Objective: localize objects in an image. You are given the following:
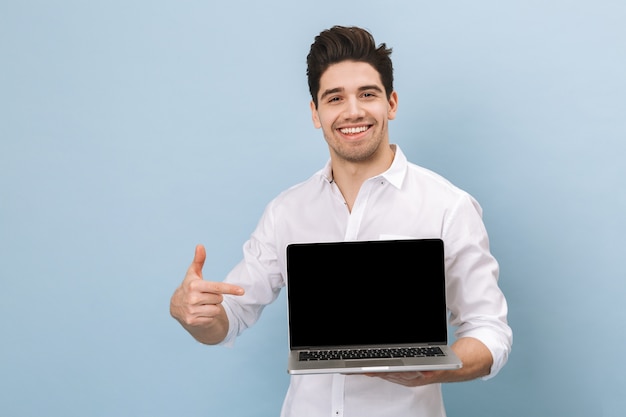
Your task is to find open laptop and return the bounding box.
[285,238,462,375]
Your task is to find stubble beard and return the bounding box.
[325,122,387,164]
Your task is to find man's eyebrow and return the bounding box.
[358,85,384,93]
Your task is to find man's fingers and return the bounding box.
[183,244,244,296]
[187,244,206,278]
[197,280,245,296]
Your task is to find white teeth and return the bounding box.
[340,126,369,134]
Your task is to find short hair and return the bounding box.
[306,26,394,108]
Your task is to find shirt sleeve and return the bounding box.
[442,193,513,379]
[219,204,285,347]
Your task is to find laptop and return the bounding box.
[285,238,462,375]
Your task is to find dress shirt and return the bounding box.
[220,145,512,417]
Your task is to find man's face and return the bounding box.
[310,61,398,164]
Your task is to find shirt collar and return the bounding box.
[319,144,408,189]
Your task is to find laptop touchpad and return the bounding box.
[348,359,404,367]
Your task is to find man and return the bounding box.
[170,25,512,416]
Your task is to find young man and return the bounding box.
[170,26,512,417]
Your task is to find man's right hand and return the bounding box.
[170,244,245,344]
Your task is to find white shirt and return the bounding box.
[221,145,512,417]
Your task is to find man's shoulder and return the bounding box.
[404,160,465,194]
[268,170,326,205]
[391,145,466,196]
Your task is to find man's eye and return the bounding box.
[328,97,341,103]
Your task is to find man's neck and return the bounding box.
[330,144,396,212]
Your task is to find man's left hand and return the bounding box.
[365,370,438,387]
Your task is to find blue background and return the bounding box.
[1,1,624,416]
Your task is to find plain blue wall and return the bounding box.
[1,1,624,416]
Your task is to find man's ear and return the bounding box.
[387,91,399,120]
[310,100,322,129]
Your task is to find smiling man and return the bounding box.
[311,60,398,211]
[170,26,512,417]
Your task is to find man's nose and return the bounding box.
[344,97,365,119]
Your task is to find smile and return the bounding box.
[339,125,370,135]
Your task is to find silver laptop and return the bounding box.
[286,238,462,375]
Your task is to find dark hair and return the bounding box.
[307,26,394,108]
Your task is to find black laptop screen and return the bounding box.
[286,239,448,349]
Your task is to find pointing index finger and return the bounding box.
[205,281,245,296]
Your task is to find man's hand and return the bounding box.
[366,337,493,387]
[170,244,244,344]
[365,370,438,387]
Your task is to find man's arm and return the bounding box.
[170,244,245,345]
[367,337,493,386]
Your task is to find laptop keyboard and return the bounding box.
[299,347,445,361]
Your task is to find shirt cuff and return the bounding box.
[217,298,239,348]
[456,326,512,380]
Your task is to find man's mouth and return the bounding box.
[338,125,370,135]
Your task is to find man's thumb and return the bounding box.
[188,244,206,278]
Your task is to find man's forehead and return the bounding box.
[318,61,384,93]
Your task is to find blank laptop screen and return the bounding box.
[286,239,448,349]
